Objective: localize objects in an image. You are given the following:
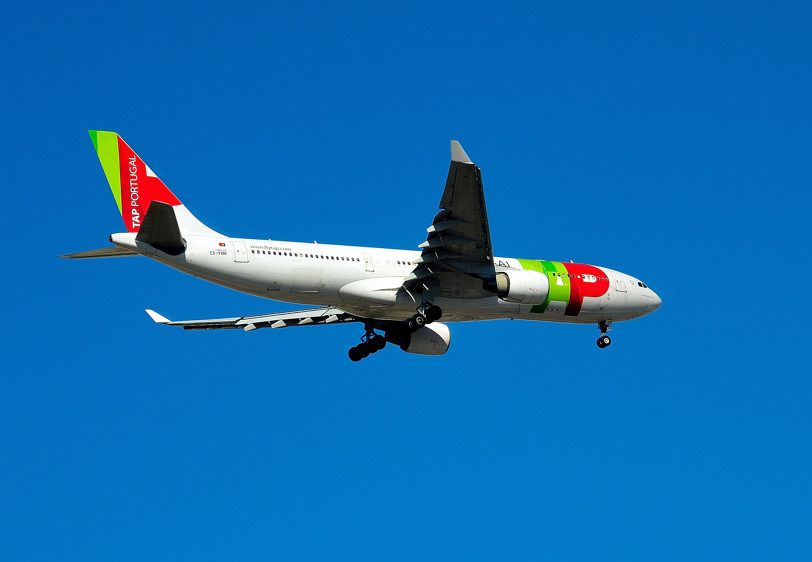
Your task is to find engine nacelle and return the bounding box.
[484,270,549,305]
[386,322,451,356]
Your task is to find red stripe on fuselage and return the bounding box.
[562,263,611,317]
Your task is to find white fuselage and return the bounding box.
[111,232,661,325]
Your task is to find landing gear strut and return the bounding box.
[348,326,387,362]
[407,302,442,332]
[348,304,443,361]
[597,320,612,349]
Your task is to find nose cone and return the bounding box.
[649,291,662,312]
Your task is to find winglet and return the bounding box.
[450,141,473,164]
[145,309,171,324]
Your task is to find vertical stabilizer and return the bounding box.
[89,131,220,236]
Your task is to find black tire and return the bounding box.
[426,306,442,322]
[348,346,363,361]
[358,343,372,358]
[413,314,426,328]
[597,335,611,348]
[371,335,386,350]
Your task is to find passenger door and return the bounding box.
[232,241,249,263]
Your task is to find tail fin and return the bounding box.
[89,131,220,236]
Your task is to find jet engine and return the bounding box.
[385,322,451,356]
[483,270,549,305]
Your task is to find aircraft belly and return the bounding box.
[579,296,600,316]
[542,301,567,317]
[432,296,521,321]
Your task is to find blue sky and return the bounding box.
[3,0,812,559]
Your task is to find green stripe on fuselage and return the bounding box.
[517,259,570,314]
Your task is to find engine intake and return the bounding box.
[483,270,549,305]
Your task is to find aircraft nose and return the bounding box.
[650,291,662,311]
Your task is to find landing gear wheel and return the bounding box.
[408,314,426,332]
[426,305,443,322]
[348,346,363,362]
[596,320,613,349]
[349,328,386,361]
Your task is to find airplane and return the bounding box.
[62,131,661,361]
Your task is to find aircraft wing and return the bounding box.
[145,307,358,331]
[405,141,496,299]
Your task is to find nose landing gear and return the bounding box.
[597,320,612,349]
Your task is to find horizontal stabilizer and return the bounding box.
[135,201,186,255]
[145,309,171,323]
[60,246,140,259]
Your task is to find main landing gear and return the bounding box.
[407,302,442,332]
[597,320,612,349]
[348,327,387,362]
[348,303,443,361]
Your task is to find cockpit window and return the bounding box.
[637,281,649,288]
